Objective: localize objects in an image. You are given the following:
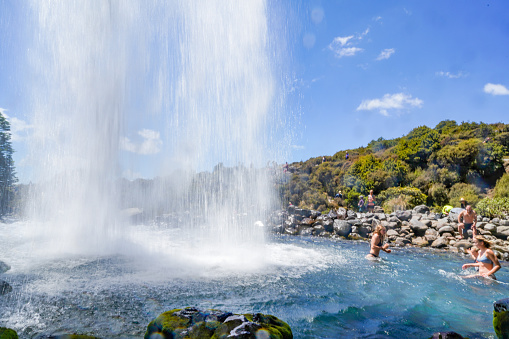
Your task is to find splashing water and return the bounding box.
[22,1,289,264]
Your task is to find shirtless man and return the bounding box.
[458,205,477,239]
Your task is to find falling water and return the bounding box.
[24,1,289,264]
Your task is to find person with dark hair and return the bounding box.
[462,235,501,280]
[358,195,365,213]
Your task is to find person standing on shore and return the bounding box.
[366,225,391,259]
[367,190,375,213]
[358,195,365,213]
[457,205,477,239]
[462,235,500,280]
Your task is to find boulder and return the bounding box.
[496,226,509,239]
[431,237,449,248]
[413,205,430,214]
[322,219,334,233]
[494,298,509,339]
[336,207,347,220]
[492,218,501,225]
[409,219,428,237]
[438,226,455,235]
[145,308,293,339]
[357,225,372,238]
[284,228,298,236]
[412,237,429,247]
[312,225,325,236]
[374,206,384,213]
[0,261,10,274]
[395,210,412,221]
[387,229,399,237]
[327,209,338,219]
[484,223,497,233]
[310,210,321,219]
[430,331,464,339]
[0,328,18,339]
[297,226,313,236]
[0,280,12,295]
[333,220,352,237]
[453,240,472,249]
[394,237,411,246]
[296,209,312,218]
[500,220,509,226]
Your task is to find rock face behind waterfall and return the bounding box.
[268,206,509,261]
[145,307,293,339]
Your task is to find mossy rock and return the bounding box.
[145,307,292,339]
[494,310,509,338]
[0,327,18,339]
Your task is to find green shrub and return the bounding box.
[475,197,509,218]
[378,187,427,209]
[447,182,481,207]
[428,183,448,206]
[383,196,410,213]
[493,173,509,199]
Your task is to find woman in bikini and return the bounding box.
[366,225,391,259]
[367,190,375,213]
[462,235,500,280]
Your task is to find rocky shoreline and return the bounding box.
[268,205,509,261]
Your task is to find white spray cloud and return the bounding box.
[376,48,395,60]
[328,28,369,58]
[121,128,162,155]
[484,83,509,96]
[356,93,423,116]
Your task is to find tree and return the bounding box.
[0,113,17,215]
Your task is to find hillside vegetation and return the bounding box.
[279,120,509,215]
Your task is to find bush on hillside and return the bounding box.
[493,173,509,199]
[475,197,509,219]
[428,183,448,206]
[447,182,481,207]
[383,196,411,213]
[431,139,480,178]
[395,126,441,169]
[377,187,427,210]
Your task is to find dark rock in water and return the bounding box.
[0,327,18,339]
[413,205,430,214]
[0,280,12,295]
[0,261,10,274]
[430,331,464,339]
[145,307,293,339]
[395,210,412,221]
[322,219,334,233]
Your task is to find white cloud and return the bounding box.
[356,93,423,116]
[328,28,369,59]
[376,48,395,60]
[331,35,354,47]
[0,108,34,142]
[303,33,316,49]
[436,71,466,79]
[334,47,363,58]
[311,7,324,25]
[484,83,509,96]
[121,128,162,155]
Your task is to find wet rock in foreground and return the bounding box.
[145,307,292,339]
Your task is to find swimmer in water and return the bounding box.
[366,225,391,259]
[462,235,500,280]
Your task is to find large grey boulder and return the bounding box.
[410,219,428,236]
[333,220,352,237]
[413,205,430,214]
[438,225,455,235]
[356,225,372,238]
[495,226,509,240]
[431,237,449,248]
[453,240,472,249]
[484,223,497,234]
[322,219,334,233]
[412,237,429,247]
[336,207,347,220]
[396,210,412,221]
[394,237,411,246]
[500,220,509,226]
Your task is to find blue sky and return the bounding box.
[1,1,509,183]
